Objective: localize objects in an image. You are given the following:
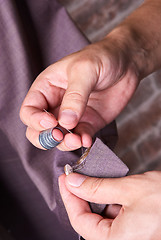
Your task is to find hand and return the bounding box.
[20,30,139,151]
[59,171,161,240]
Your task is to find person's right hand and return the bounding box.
[59,171,161,240]
[20,29,139,151]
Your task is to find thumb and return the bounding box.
[58,63,97,129]
[65,173,131,206]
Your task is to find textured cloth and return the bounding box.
[76,138,129,178]
[0,0,124,239]
[75,138,129,214]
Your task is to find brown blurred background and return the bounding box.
[59,0,161,174]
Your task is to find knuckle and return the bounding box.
[19,106,25,123]
[72,57,92,69]
[69,56,97,78]
[19,105,31,126]
[89,178,104,200]
[65,91,85,103]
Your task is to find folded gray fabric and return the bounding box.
[75,138,129,178]
[74,138,129,214]
[70,138,129,240]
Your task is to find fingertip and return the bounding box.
[56,133,82,151]
[59,174,73,202]
[82,133,92,148]
[64,133,82,150]
[40,119,55,129]
[58,109,78,129]
[59,173,66,182]
[21,106,58,131]
[39,112,58,129]
[74,122,94,148]
[65,173,87,188]
[52,128,64,141]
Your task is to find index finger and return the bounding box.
[20,93,57,131]
[20,75,61,131]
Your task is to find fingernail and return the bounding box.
[66,173,87,187]
[52,128,64,141]
[59,109,77,125]
[40,119,54,128]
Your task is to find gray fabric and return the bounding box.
[76,139,128,240]
[0,0,124,239]
[75,138,128,178]
[74,138,129,214]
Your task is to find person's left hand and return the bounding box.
[59,171,161,240]
[19,34,139,151]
